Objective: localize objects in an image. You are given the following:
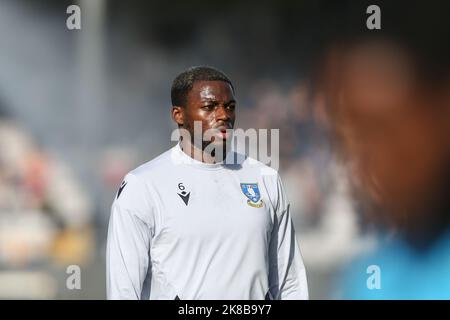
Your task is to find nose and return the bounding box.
[215,105,231,122]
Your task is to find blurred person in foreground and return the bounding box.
[106,66,308,300]
[316,1,450,299]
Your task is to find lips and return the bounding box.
[211,124,232,141]
[213,123,232,132]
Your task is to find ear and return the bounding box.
[172,106,184,126]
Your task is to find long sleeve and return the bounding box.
[106,174,154,300]
[268,174,309,300]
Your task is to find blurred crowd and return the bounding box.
[0,107,94,298]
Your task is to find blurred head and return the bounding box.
[313,0,450,243]
[320,39,450,239]
[171,66,236,152]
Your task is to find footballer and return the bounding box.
[106,66,308,300]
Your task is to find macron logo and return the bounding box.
[117,181,127,199]
[178,192,190,206]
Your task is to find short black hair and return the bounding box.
[171,66,234,107]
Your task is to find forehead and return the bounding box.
[187,80,234,102]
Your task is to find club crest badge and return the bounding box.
[240,183,264,208]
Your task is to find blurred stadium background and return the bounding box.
[0,0,448,299]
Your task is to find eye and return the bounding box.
[226,104,236,111]
[202,105,215,111]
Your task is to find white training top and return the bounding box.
[106,143,308,300]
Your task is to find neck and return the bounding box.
[179,139,222,164]
[398,191,450,251]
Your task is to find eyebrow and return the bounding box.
[201,99,236,105]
